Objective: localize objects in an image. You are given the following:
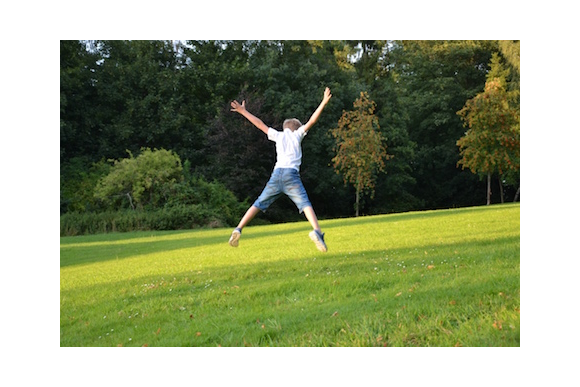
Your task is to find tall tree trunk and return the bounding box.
[126,192,135,210]
[355,188,360,217]
[499,177,504,204]
[486,172,491,205]
[514,187,520,202]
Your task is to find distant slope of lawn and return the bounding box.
[60,203,520,346]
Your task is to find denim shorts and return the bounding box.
[253,168,312,213]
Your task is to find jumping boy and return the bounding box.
[228,87,332,252]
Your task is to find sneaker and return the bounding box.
[309,230,328,252]
[229,228,241,247]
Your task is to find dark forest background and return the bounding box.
[60,40,520,231]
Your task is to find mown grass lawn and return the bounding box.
[60,203,519,347]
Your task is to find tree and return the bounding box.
[200,40,358,221]
[62,40,516,221]
[203,94,277,202]
[352,40,420,213]
[60,40,102,163]
[395,40,497,209]
[94,148,183,210]
[456,54,520,205]
[331,92,391,216]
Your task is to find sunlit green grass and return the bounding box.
[60,203,519,346]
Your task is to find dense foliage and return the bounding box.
[457,53,520,204]
[94,148,183,210]
[60,40,520,230]
[331,92,391,216]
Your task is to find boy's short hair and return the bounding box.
[283,118,302,131]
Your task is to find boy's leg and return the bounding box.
[229,205,261,247]
[281,169,328,252]
[229,171,282,247]
[303,206,327,252]
[303,206,321,233]
[237,205,261,230]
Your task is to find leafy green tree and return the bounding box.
[204,94,277,202]
[331,92,391,216]
[456,55,520,205]
[201,40,357,221]
[168,161,247,227]
[61,40,518,222]
[60,156,110,214]
[497,41,520,200]
[60,40,102,162]
[395,40,497,209]
[92,40,195,159]
[348,40,420,213]
[498,40,520,96]
[94,148,183,210]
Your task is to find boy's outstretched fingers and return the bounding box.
[230,100,246,112]
[323,87,332,102]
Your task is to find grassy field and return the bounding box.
[60,203,519,347]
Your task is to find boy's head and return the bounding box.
[283,118,302,131]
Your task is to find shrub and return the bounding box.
[61,150,248,236]
[94,148,183,211]
[60,205,228,236]
[168,176,248,226]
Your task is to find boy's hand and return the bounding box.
[304,87,332,133]
[230,99,269,134]
[230,100,246,114]
[322,87,332,105]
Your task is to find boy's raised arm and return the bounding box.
[304,87,332,132]
[231,100,269,134]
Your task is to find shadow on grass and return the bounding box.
[61,234,520,346]
[60,224,324,268]
[60,231,227,267]
[60,203,519,268]
[322,203,519,230]
[61,235,520,297]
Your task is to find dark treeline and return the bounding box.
[61,40,519,224]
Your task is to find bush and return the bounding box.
[168,176,248,226]
[94,148,183,211]
[61,151,249,236]
[60,204,228,236]
[61,157,111,214]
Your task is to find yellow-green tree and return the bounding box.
[331,92,391,216]
[94,148,183,210]
[456,54,520,205]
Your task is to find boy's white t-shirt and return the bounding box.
[267,126,307,171]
